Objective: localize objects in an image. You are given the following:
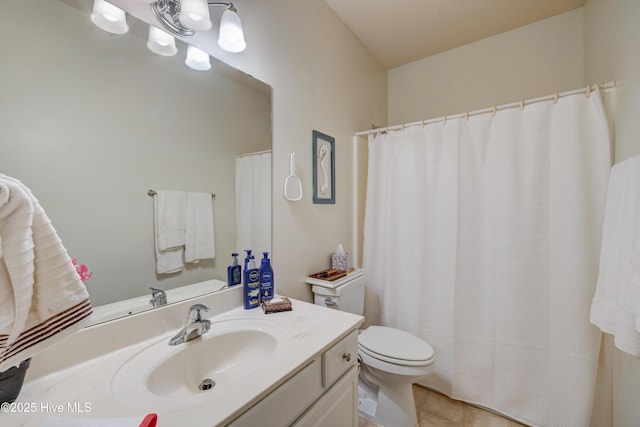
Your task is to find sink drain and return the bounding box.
[199,378,215,391]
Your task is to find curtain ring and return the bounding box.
[465,111,469,121]
[520,100,525,111]
[492,106,497,116]
[586,85,592,98]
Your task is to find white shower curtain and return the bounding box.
[363,91,612,426]
[235,151,271,255]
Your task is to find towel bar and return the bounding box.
[147,189,216,199]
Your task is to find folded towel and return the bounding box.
[185,192,215,263]
[39,413,157,427]
[153,191,186,274]
[590,155,640,356]
[0,175,93,372]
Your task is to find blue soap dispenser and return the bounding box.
[227,252,241,287]
[243,255,260,309]
[259,252,274,301]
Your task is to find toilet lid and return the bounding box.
[359,326,434,364]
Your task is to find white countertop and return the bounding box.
[3,292,363,427]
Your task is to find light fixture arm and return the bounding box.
[207,2,234,8]
[152,0,238,38]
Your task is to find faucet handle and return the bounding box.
[149,287,167,308]
[188,304,210,321]
[150,287,166,297]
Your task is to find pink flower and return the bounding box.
[72,258,93,282]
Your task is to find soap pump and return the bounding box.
[259,252,274,301]
[243,249,253,271]
[227,253,241,287]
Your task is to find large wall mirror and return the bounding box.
[1,0,272,324]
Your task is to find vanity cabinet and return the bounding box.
[228,330,359,427]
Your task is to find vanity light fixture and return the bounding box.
[185,45,212,71]
[147,26,178,56]
[91,0,129,34]
[150,0,246,53]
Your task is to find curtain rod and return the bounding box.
[355,81,616,137]
[236,149,272,158]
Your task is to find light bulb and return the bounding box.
[90,0,129,35]
[218,7,246,53]
[147,26,178,56]
[185,45,211,71]
[179,0,212,32]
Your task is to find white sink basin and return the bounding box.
[111,317,292,407]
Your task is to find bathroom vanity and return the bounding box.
[5,286,363,426]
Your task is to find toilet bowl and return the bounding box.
[307,270,435,427]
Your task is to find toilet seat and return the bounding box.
[358,326,434,367]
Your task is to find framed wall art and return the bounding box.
[312,130,335,204]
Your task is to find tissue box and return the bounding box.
[331,252,351,272]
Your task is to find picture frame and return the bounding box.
[312,130,335,204]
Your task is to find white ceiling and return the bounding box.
[323,0,584,69]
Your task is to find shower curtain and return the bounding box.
[235,151,271,254]
[362,91,612,426]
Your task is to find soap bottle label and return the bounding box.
[260,271,273,300]
[245,269,260,309]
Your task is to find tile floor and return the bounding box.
[358,385,528,427]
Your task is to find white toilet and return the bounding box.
[308,269,435,427]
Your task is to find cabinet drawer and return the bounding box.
[322,330,358,388]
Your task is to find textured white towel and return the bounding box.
[185,192,215,263]
[153,191,186,274]
[590,155,640,356]
[0,175,93,371]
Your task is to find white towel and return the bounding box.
[153,191,186,274]
[0,175,93,372]
[184,192,215,263]
[590,155,640,356]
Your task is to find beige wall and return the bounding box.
[584,1,640,426]
[388,8,585,124]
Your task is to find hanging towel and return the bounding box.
[590,155,640,356]
[0,174,93,372]
[153,191,186,274]
[185,192,215,263]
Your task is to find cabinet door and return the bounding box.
[294,366,358,427]
[322,330,358,388]
[228,359,322,427]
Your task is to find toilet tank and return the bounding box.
[307,269,365,315]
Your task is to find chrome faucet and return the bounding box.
[149,287,167,308]
[169,304,211,346]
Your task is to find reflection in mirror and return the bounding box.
[0,0,272,324]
